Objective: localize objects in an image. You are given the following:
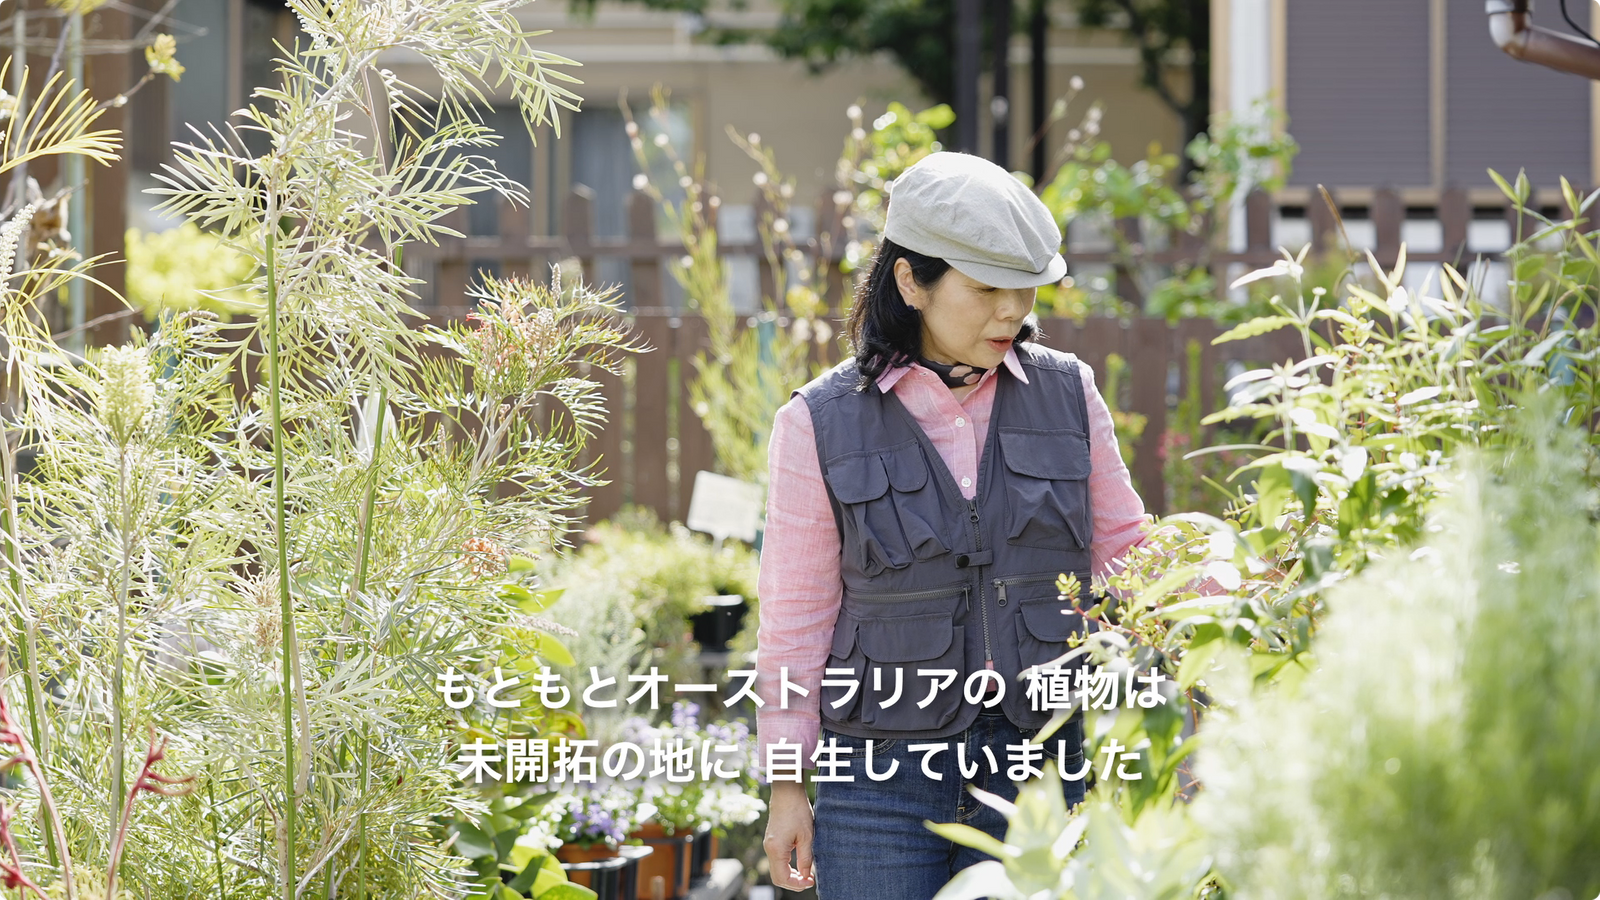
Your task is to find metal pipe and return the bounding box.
[954,0,980,153]
[66,8,85,352]
[1487,0,1600,81]
[991,0,1012,166]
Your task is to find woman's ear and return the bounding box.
[893,258,922,311]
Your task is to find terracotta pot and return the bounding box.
[628,821,693,899]
[557,840,620,867]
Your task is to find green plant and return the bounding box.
[1198,399,1600,898]
[1097,351,1146,471]
[124,222,262,318]
[1036,98,1298,324]
[625,95,949,487]
[447,793,601,900]
[1159,340,1251,518]
[928,172,1600,896]
[0,2,658,898]
[544,510,758,703]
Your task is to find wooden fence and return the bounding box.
[404,181,1544,527]
[570,313,1301,526]
[402,182,1544,321]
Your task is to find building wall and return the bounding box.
[148,0,1185,216]
[139,0,1189,312]
[1214,0,1596,193]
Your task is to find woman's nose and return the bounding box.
[997,289,1034,321]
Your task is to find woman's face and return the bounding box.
[895,258,1035,369]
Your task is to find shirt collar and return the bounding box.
[875,345,1030,392]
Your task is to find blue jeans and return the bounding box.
[811,710,1086,900]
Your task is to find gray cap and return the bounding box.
[883,151,1068,290]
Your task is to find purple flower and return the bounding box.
[670,702,700,728]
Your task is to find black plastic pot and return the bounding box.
[690,595,747,654]
[560,845,653,900]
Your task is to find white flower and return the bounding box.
[98,345,158,447]
[695,782,765,828]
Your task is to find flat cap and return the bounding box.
[883,151,1067,290]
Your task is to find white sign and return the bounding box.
[685,470,764,544]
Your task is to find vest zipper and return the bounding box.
[994,571,1091,607]
[968,498,992,664]
[849,582,970,603]
[994,572,1059,607]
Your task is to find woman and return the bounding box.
[756,151,1153,899]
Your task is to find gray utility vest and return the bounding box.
[796,341,1096,742]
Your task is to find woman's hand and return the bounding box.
[763,780,816,891]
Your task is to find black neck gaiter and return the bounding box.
[916,357,990,388]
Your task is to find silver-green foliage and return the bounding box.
[927,175,1600,897]
[1197,400,1600,898]
[0,1,642,898]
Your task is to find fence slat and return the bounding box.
[1127,317,1170,515]
[1311,187,1339,257]
[1373,188,1402,269]
[1245,189,1273,258]
[501,193,530,280]
[1114,216,1141,306]
[753,190,778,307]
[674,315,717,523]
[1441,185,1469,264]
[585,359,626,525]
[563,186,597,285]
[633,315,673,518]
[815,184,849,315]
[628,189,662,310]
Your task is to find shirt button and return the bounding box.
[961,477,972,488]
[955,417,966,427]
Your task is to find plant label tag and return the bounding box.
[686,470,763,544]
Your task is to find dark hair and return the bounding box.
[847,239,1037,388]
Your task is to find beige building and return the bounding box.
[145,0,1186,218]
[128,0,1189,311]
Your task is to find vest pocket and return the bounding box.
[826,443,948,577]
[1008,573,1090,675]
[856,614,966,731]
[998,428,1093,551]
[821,614,864,722]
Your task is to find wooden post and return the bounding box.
[1244,189,1273,264]
[435,206,468,315]
[563,185,596,286]
[500,190,530,280]
[1372,188,1402,270]
[1310,186,1340,258]
[1127,317,1169,515]
[633,314,672,521]
[86,2,128,346]
[1440,185,1469,266]
[753,189,777,309]
[1114,216,1142,310]
[814,184,848,316]
[584,358,626,525]
[674,315,716,522]
[628,188,662,312]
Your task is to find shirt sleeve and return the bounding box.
[754,396,842,769]
[1078,360,1157,581]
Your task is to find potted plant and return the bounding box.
[622,703,765,897]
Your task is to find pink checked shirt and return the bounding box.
[754,347,1154,766]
